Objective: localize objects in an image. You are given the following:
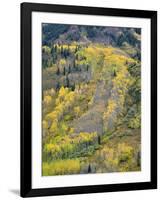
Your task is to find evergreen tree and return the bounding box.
[51,46,55,55]
[71,84,75,91]
[98,136,101,145]
[56,67,60,75]
[75,45,78,53]
[61,46,64,56]
[51,46,57,64]
[63,67,66,75]
[67,45,70,55]
[56,82,60,91]
[73,59,76,70]
[63,48,65,57]
[68,65,71,73]
[54,45,57,52]
[75,54,78,60]
[79,66,81,72]
[113,69,117,77]
[137,151,141,167]
[88,164,91,173]
[66,76,70,87]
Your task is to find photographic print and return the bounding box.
[42,24,141,176]
[21,3,157,197]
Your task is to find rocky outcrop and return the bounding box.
[74,80,112,135]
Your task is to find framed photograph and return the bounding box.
[21,2,157,197]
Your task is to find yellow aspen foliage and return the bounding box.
[79,132,97,143]
[42,45,51,54]
[42,159,80,176]
[42,120,48,129]
[69,128,74,134]
[46,111,58,122]
[59,58,66,66]
[74,106,81,117]
[59,86,68,98]
[61,123,68,132]
[45,143,61,154]
[65,91,75,101]
[128,113,141,129]
[55,104,64,114]
[103,57,133,131]
[103,99,117,121]
[118,143,133,155]
[43,95,52,105]
[56,86,69,104]
[45,88,77,135]
[50,122,58,134]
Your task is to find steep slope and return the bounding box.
[42,25,141,176]
[42,24,141,59]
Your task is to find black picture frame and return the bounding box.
[21,2,157,197]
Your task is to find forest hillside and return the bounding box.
[42,24,141,175]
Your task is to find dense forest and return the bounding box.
[42,24,141,176]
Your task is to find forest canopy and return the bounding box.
[42,24,141,176]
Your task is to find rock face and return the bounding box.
[74,108,103,135]
[74,80,112,135]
